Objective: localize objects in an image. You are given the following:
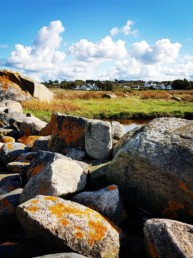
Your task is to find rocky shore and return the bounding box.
[0,100,193,258]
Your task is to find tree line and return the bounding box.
[43,79,193,90]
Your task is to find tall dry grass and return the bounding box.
[140,91,171,100]
[21,99,80,113]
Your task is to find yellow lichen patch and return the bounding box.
[31,199,39,204]
[48,202,82,218]
[107,185,117,191]
[0,136,15,143]
[44,196,57,201]
[179,181,189,191]
[88,219,107,246]
[27,206,39,213]
[75,231,84,239]
[60,218,69,227]
[28,162,45,178]
[149,242,158,258]
[6,143,14,150]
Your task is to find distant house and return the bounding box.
[144,81,172,90]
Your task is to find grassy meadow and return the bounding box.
[22,89,193,122]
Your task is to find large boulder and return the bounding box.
[16,195,120,258]
[20,159,87,203]
[41,113,87,152]
[107,117,193,223]
[144,218,193,258]
[85,119,112,160]
[0,70,53,103]
[19,116,47,136]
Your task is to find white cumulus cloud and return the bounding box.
[130,39,181,64]
[110,20,138,37]
[4,20,65,73]
[68,36,128,61]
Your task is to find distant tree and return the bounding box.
[172,79,190,90]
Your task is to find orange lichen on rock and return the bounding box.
[31,199,39,204]
[107,185,117,191]
[179,181,189,191]
[60,218,69,227]
[162,200,185,219]
[26,205,39,213]
[88,219,107,246]
[149,242,158,258]
[28,162,45,178]
[18,135,40,147]
[0,136,15,143]
[6,143,14,150]
[1,198,11,208]
[48,202,82,218]
[75,231,84,239]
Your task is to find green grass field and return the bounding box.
[23,89,193,122]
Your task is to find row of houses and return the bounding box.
[75,82,173,91]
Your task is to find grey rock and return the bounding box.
[102,94,117,99]
[20,159,87,203]
[19,116,47,136]
[107,117,193,223]
[0,188,23,224]
[0,174,22,195]
[85,119,112,160]
[17,195,120,258]
[0,142,29,164]
[113,127,142,157]
[144,218,193,258]
[26,150,71,180]
[32,135,51,151]
[72,185,127,225]
[63,147,86,161]
[111,121,125,140]
[0,100,23,113]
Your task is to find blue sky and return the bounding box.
[1,0,193,81]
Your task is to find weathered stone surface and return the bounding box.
[35,253,88,258]
[72,185,127,225]
[0,188,23,225]
[16,195,120,258]
[0,128,14,138]
[0,100,23,113]
[85,120,112,160]
[63,147,86,161]
[32,135,51,151]
[0,70,53,103]
[18,135,44,147]
[6,161,30,173]
[0,142,29,164]
[20,159,87,203]
[107,118,193,223]
[19,117,47,136]
[113,127,141,157]
[144,218,193,258]
[111,121,125,140]
[26,150,71,180]
[45,113,87,152]
[0,174,22,195]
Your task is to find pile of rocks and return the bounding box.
[0,100,193,258]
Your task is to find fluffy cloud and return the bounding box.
[2,20,193,82]
[130,39,181,64]
[4,20,65,73]
[68,36,128,61]
[110,20,138,36]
